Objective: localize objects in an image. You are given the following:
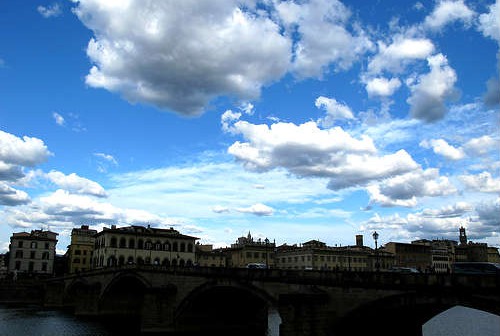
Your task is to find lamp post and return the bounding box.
[372,231,379,272]
[264,238,269,268]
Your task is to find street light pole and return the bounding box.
[372,231,379,272]
[264,238,269,268]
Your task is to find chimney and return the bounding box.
[356,235,363,247]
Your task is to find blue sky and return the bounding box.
[0,0,499,254]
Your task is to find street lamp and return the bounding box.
[264,238,269,268]
[372,231,379,272]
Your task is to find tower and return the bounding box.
[459,226,467,245]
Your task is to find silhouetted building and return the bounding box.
[226,232,275,268]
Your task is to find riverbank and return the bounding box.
[0,278,44,304]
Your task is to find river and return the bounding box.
[0,304,498,335]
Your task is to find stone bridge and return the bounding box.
[43,265,500,335]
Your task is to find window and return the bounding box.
[254,252,259,258]
[73,258,81,264]
[15,261,21,270]
[246,252,252,258]
[18,241,23,248]
[45,243,49,249]
[172,242,178,252]
[41,263,47,272]
[75,250,81,255]
[28,262,34,272]
[30,251,36,259]
[110,237,117,248]
[31,242,37,249]
[42,252,49,260]
[83,250,87,255]
[119,238,126,248]
[180,243,185,252]
[163,242,170,251]
[138,239,144,249]
[187,243,193,253]
[129,239,135,249]
[15,251,23,258]
[145,241,152,250]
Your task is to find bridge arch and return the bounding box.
[331,290,500,336]
[174,281,279,335]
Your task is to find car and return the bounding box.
[452,262,500,275]
[246,263,267,269]
[388,267,421,273]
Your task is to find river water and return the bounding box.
[0,304,498,335]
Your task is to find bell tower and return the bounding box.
[459,226,467,245]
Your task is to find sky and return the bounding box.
[0,0,499,254]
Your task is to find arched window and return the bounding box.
[163,242,170,251]
[187,243,193,253]
[172,242,178,252]
[153,257,160,265]
[110,237,117,248]
[119,238,126,248]
[145,241,152,250]
[162,258,170,267]
[107,256,117,267]
[118,255,125,266]
[155,241,162,250]
[127,256,134,264]
[128,238,135,249]
[138,239,144,249]
[180,242,186,252]
[99,256,104,267]
[179,259,185,267]
[186,259,193,267]
[171,258,178,266]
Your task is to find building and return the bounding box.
[412,239,456,273]
[454,226,489,263]
[384,242,431,272]
[275,237,394,271]
[487,247,500,263]
[225,232,275,268]
[92,225,198,268]
[8,230,58,275]
[67,225,97,273]
[195,244,227,267]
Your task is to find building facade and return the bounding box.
[384,242,432,272]
[195,244,227,267]
[92,225,198,268]
[225,232,275,268]
[8,230,58,275]
[67,225,97,273]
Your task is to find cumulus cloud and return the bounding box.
[46,171,107,197]
[1,189,182,231]
[0,183,30,206]
[460,171,500,193]
[315,96,354,125]
[0,130,52,167]
[224,116,420,190]
[364,77,402,97]
[276,0,372,77]
[361,201,497,242]
[73,0,291,116]
[37,3,62,18]
[463,135,496,156]
[423,0,475,31]
[483,77,500,107]
[478,0,500,44]
[367,168,457,207]
[407,53,457,122]
[236,203,274,216]
[0,162,24,182]
[367,37,434,74]
[419,138,465,160]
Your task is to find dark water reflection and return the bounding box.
[0,304,135,336]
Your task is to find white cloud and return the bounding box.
[46,170,107,197]
[478,0,500,44]
[276,0,372,77]
[52,112,65,126]
[74,0,291,115]
[483,77,500,106]
[407,53,457,122]
[460,172,500,193]
[463,135,496,156]
[37,3,62,18]
[93,152,118,165]
[212,205,230,214]
[225,116,421,190]
[367,37,435,74]
[423,0,475,31]
[419,138,465,160]
[315,96,354,124]
[0,130,52,167]
[236,203,274,216]
[364,77,402,97]
[0,183,30,206]
[367,168,457,207]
